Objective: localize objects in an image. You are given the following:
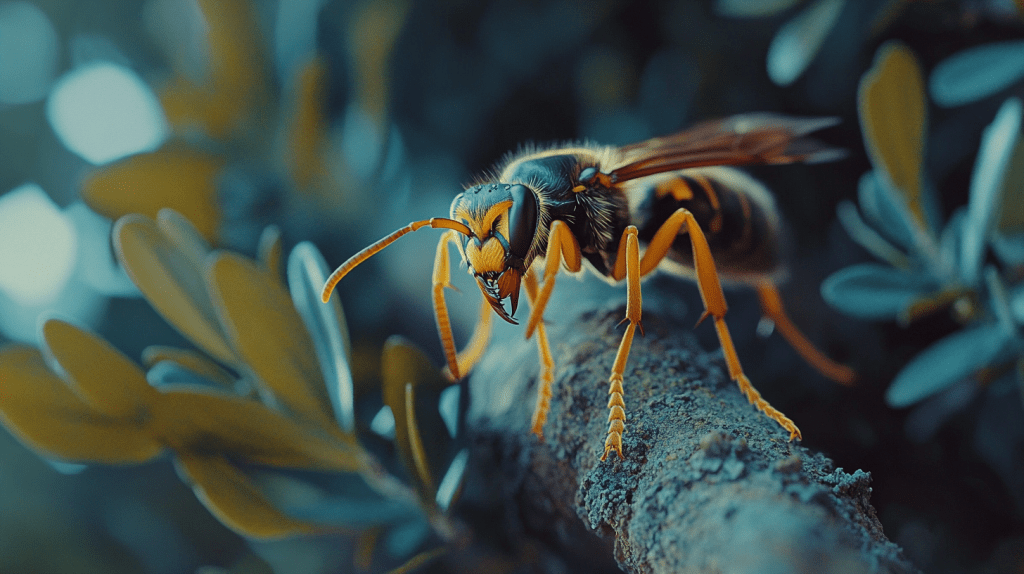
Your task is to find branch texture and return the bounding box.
[464,303,919,574]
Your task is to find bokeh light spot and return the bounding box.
[0,1,59,104]
[46,61,169,165]
[0,184,77,306]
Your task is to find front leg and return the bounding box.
[524,220,582,339]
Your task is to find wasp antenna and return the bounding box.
[321,218,472,303]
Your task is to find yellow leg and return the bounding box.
[601,226,642,461]
[621,208,801,441]
[523,268,556,438]
[441,297,493,381]
[524,220,583,339]
[756,283,855,385]
[432,231,463,380]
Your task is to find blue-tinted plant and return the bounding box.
[822,41,1024,413]
[0,210,468,572]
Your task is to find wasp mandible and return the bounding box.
[322,113,854,461]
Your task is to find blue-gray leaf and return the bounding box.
[857,171,922,253]
[886,322,1015,407]
[821,263,936,319]
[930,40,1024,108]
[961,98,1022,285]
[287,242,355,433]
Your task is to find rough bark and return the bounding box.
[464,302,919,574]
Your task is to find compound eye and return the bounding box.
[507,184,538,262]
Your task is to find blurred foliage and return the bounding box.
[0,210,470,572]
[1,0,1024,572]
[823,42,1024,419]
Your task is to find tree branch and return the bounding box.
[464,303,919,574]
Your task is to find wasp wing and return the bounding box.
[609,114,844,183]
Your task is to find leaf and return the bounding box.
[146,360,234,391]
[283,56,330,192]
[859,42,929,235]
[174,452,322,539]
[258,225,283,278]
[714,0,800,17]
[207,251,337,430]
[41,319,158,417]
[766,0,846,87]
[886,322,1017,407]
[142,345,237,388]
[154,386,365,472]
[856,171,921,254]
[258,471,421,529]
[961,98,1023,285]
[114,214,237,364]
[287,242,355,432]
[821,263,936,320]
[434,448,469,513]
[929,40,1024,108]
[82,149,223,241]
[381,337,456,502]
[0,345,163,464]
[995,139,1024,235]
[160,0,269,139]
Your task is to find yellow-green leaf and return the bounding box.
[257,225,283,278]
[114,214,237,365]
[0,345,163,464]
[859,41,929,234]
[155,386,363,472]
[381,337,452,500]
[41,319,158,417]
[82,148,223,241]
[142,345,237,388]
[207,251,336,430]
[175,452,322,539]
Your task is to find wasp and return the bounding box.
[322,113,854,461]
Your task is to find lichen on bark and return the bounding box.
[463,302,919,574]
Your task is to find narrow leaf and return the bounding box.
[82,149,222,240]
[886,322,1016,407]
[821,263,936,319]
[381,337,455,502]
[767,0,846,86]
[0,345,163,464]
[287,242,355,432]
[155,386,364,472]
[42,319,158,417]
[930,40,1024,108]
[142,345,237,388]
[961,98,1023,285]
[175,452,322,539]
[207,251,337,430]
[114,214,237,364]
[859,42,929,235]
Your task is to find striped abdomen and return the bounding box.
[629,166,786,283]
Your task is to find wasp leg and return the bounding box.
[628,208,802,441]
[433,230,465,380]
[755,283,855,385]
[524,220,582,339]
[456,297,493,376]
[602,226,643,461]
[523,267,556,438]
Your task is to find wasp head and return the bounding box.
[450,183,540,324]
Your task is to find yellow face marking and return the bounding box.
[454,200,513,240]
[465,237,506,273]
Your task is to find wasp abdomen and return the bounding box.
[632,167,784,281]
